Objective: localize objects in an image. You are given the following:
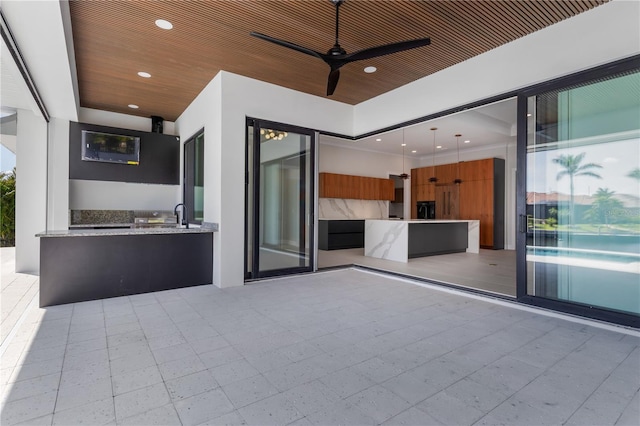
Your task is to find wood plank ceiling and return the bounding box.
[69,0,607,122]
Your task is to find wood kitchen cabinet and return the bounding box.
[319,173,394,200]
[410,158,504,249]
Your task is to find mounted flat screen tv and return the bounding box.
[81,130,140,165]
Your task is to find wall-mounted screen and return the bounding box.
[81,130,140,165]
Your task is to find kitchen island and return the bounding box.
[364,219,480,263]
[36,226,216,307]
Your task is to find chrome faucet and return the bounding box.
[173,203,189,229]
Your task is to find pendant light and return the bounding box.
[454,133,463,185]
[399,129,409,180]
[429,127,438,183]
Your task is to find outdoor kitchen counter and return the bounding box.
[36,226,217,307]
[37,226,216,237]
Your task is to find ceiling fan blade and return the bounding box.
[327,69,340,96]
[345,37,431,62]
[250,32,323,60]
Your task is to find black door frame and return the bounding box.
[245,117,316,280]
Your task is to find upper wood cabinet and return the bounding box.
[319,173,394,200]
[410,158,505,249]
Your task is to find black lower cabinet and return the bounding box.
[319,220,365,250]
[39,232,213,307]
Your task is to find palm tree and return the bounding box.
[584,188,623,225]
[552,153,602,225]
[627,168,640,181]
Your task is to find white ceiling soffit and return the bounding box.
[1,41,38,112]
[320,97,517,158]
[1,0,79,121]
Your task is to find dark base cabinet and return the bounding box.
[39,232,213,307]
[408,222,468,258]
[319,220,364,250]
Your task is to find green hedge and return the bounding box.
[1,168,16,247]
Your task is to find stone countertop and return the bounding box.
[68,223,133,229]
[319,218,379,221]
[36,226,217,238]
[365,219,479,223]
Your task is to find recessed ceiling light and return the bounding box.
[128,104,139,109]
[155,19,173,30]
[527,113,532,117]
[464,140,470,143]
[401,143,406,147]
[137,71,151,78]
[376,138,382,141]
[411,150,417,153]
[364,66,377,73]
[436,145,442,149]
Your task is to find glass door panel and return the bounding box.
[245,120,314,279]
[525,71,640,315]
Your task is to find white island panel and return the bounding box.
[364,220,409,262]
[364,219,480,263]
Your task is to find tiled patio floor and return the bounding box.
[1,248,39,345]
[1,268,638,425]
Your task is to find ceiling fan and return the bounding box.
[250,0,431,96]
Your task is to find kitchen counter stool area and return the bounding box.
[36,227,215,307]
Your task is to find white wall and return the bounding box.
[15,109,48,273]
[175,71,354,288]
[70,108,180,212]
[47,118,69,229]
[79,108,176,135]
[354,0,640,135]
[68,181,178,211]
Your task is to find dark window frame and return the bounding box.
[515,56,640,328]
[183,128,204,225]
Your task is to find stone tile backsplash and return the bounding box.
[70,210,135,225]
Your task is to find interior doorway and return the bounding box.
[389,174,405,219]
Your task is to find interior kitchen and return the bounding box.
[317,97,517,296]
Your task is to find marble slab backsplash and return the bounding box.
[319,198,389,219]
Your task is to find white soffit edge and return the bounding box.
[1,0,79,121]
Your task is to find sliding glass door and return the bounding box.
[245,119,315,279]
[519,65,640,324]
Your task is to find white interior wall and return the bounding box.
[15,109,48,273]
[354,0,640,135]
[319,143,420,178]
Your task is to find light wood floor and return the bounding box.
[318,248,517,297]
